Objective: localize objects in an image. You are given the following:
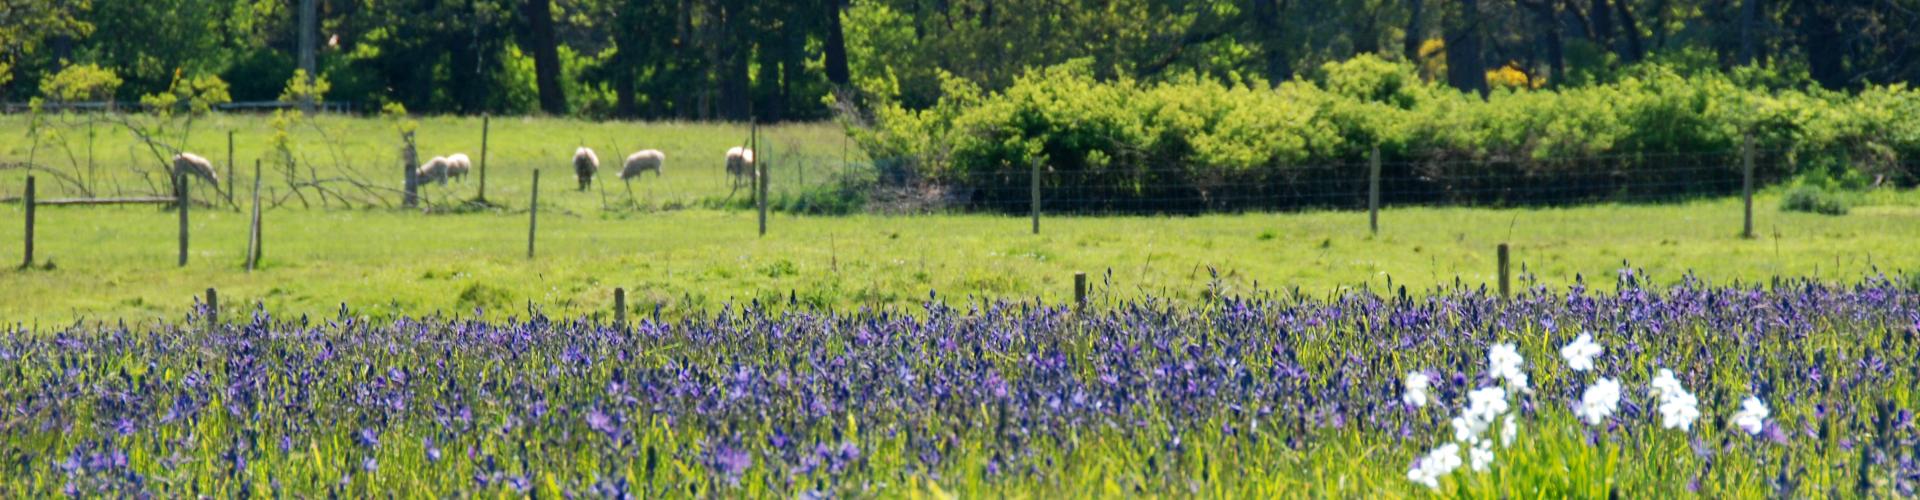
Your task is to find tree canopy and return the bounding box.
[3,0,1917,119]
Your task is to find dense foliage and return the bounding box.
[854,57,1920,212]
[5,0,1920,120]
[4,274,1919,496]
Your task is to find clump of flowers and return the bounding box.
[1403,372,1431,409]
[1558,333,1603,372]
[1576,378,1622,425]
[1648,369,1701,431]
[1407,443,1463,489]
[1732,396,1771,435]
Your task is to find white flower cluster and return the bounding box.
[1648,369,1701,431]
[1732,395,1771,435]
[1407,343,1525,490]
[1576,377,1622,425]
[1403,372,1431,409]
[1487,343,1531,393]
[1406,332,1780,489]
[1406,443,1462,488]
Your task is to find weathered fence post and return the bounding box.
[1074,271,1087,310]
[22,176,33,269]
[755,120,767,237]
[1031,158,1042,235]
[177,173,189,267]
[1369,145,1381,235]
[528,170,540,259]
[226,130,236,206]
[205,287,219,320]
[1742,133,1755,239]
[479,114,490,202]
[402,130,419,207]
[1497,243,1511,299]
[613,287,627,328]
[247,159,264,271]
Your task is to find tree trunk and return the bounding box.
[1589,0,1614,42]
[1797,1,1845,88]
[522,0,568,115]
[297,0,318,113]
[1250,0,1290,82]
[1613,0,1644,62]
[1404,0,1426,62]
[1739,0,1760,65]
[824,0,851,86]
[1445,0,1488,96]
[1527,1,1565,84]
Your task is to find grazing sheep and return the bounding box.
[621,150,665,180]
[724,146,755,194]
[417,156,450,186]
[171,152,219,185]
[445,153,472,182]
[620,149,665,204]
[573,147,599,191]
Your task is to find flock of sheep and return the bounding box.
[167,144,758,203]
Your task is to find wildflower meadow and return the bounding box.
[5,272,1918,497]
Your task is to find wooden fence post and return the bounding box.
[1497,243,1511,299]
[1369,145,1381,235]
[1074,271,1087,310]
[21,176,33,269]
[226,130,236,206]
[247,159,264,271]
[1031,158,1042,235]
[528,170,540,259]
[205,287,219,320]
[402,130,419,208]
[755,120,767,237]
[177,173,189,267]
[479,114,490,202]
[1742,133,1755,239]
[613,287,627,327]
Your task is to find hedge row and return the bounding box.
[850,56,1920,212]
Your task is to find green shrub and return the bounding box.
[853,56,1920,213]
[1780,184,1850,215]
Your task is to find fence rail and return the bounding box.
[2,100,358,114]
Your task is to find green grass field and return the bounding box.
[0,114,860,212]
[4,115,1919,324]
[2,187,1917,325]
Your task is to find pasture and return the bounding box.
[1,183,1917,324]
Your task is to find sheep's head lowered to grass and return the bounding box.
[622,150,665,180]
[171,152,219,184]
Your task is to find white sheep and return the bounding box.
[417,156,450,186]
[445,153,472,182]
[725,146,755,194]
[573,147,599,191]
[619,149,665,204]
[622,150,665,180]
[171,152,219,185]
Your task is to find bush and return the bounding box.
[1780,184,1850,215]
[853,56,1920,213]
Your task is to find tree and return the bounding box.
[1444,0,1489,95]
[519,0,567,114]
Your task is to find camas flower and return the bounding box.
[1648,369,1700,431]
[1407,443,1463,489]
[1732,396,1770,435]
[1500,414,1518,447]
[1469,439,1495,472]
[1577,378,1622,425]
[1558,334,1604,372]
[1465,386,1510,424]
[1488,343,1530,392]
[1403,372,1431,409]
